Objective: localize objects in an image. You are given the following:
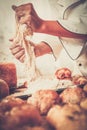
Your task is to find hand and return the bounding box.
[9,38,52,62]
[26,3,43,32]
[9,39,25,63]
[33,42,52,57]
[12,3,43,32]
[9,38,43,62]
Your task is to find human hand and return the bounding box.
[12,3,43,32]
[9,37,52,62]
[9,38,43,62]
[9,39,25,63]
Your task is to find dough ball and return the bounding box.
[60,87,86,104]
[0,97,25,113]
[1,104,42,130]
[47,104,87,130]
[72,75,87,86]
[27,90,60,115]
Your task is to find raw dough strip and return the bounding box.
[14,22,40,85]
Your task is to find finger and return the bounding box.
[19,54,25,63]
[10,44,22,50]
[14,50,25,60]
[11,47,25,55]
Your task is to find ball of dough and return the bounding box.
[0,97,25,113]
[27,90,60,115]
[4,104,42,129]
[60,87,86,104]
[72,75,87,86]
[47,104,87,130]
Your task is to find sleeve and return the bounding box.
[41,34,62,60]
[57,19,87,34]
[32,33,62,60]
[56,1,87,35]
